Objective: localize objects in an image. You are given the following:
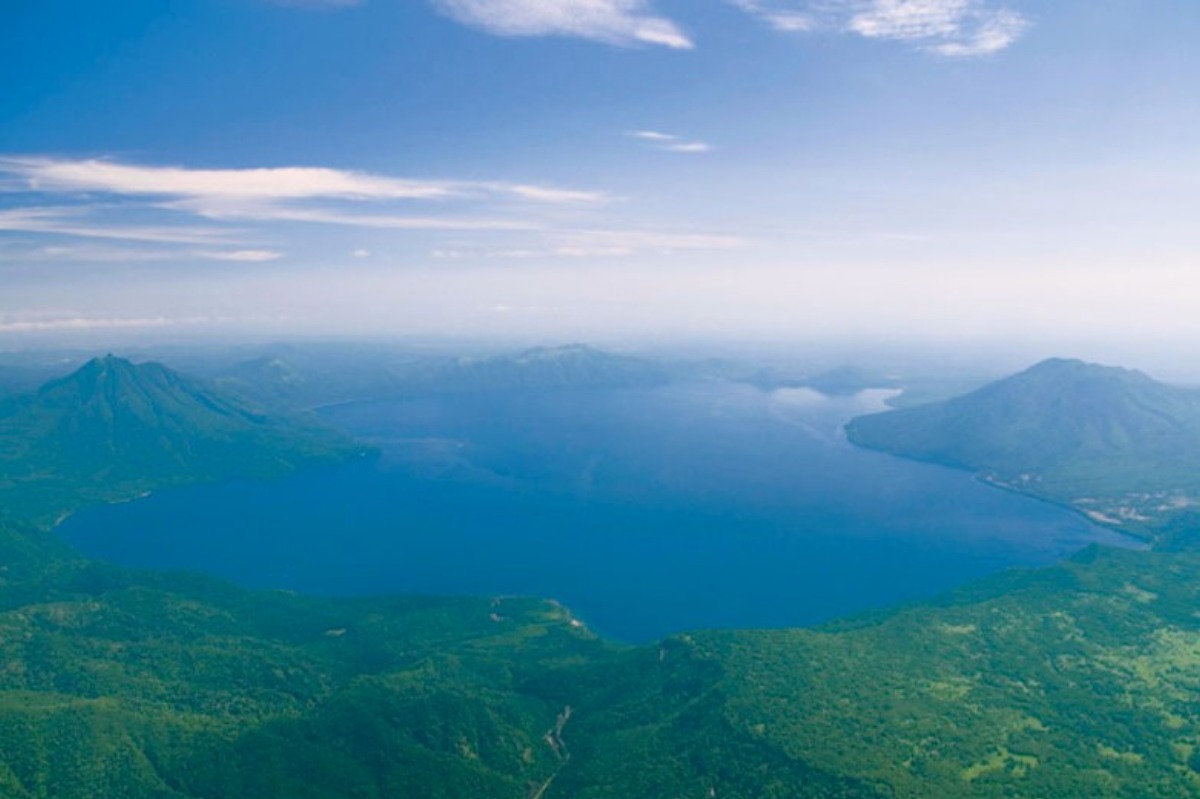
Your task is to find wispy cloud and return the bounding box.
[0,243,282,264]
[0,156,610,250]
[0,155,744,270]
[432,228,745,259]
[731,0,1029,57]
[0,244,186,264]
[198,249,285,262]
[0,314,222,333]
[729,0,817,32]
[2,157,607,206]
[0,207,238,245]
[180,204,541,231]
[431,0,693,49]
[630,130,713,154]
[506,184,610,203]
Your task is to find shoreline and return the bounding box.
[841,432,1154,548]
[973,474,1152,548]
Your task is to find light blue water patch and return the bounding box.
[58,382,1135,643]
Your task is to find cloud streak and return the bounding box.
[177,204,541,231]
[198,249,285,262]
[0,156,610,251]
[432,228,745,259]
[732,0,1029,57]
[0,244,283,264]
[0,314,222,333]
[0,207,238,245]
[431,0,692,49]
[630,130,713,154]
[0,155,744,269]
[2,157,608,206]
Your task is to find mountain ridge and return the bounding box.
[215,343,672,409]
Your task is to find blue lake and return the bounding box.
[58,382,1135,642]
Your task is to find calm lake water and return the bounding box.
[58,382,1134,642]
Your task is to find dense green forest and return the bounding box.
[2,356,1200,797]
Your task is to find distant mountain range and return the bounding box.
[0,355,358,526]
[217,344,671,409]
[423,344,671,393]
[846,358,1200,534]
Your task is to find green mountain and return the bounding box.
[0,355,359,526]
[846,358,1200,535]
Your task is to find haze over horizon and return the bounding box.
[2,0,1198,351]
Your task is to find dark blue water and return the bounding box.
[58,383,1134,642]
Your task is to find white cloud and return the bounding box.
[2,157,608,206]
[0,314,219,333]
[729,0,816,32]
[0,155,749,272]
[6,157,450,201]
[0,207,237,245]
[629,130,713,154]
[566,228,745,251]
[849,0,969,40]
[0,156,610,249]
[433,228,746,259]
[921,7,1027,56]
[505,184,611,203]
[731,0,1029,57]
[431,0,693,49]
[0,244,186,263]
[182,204,540,231]
[0,242,285,264]
[632,130,678,142]
[664,141,713,153]
[198,249,285,262]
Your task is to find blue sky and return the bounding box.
[1,0,1198,347]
